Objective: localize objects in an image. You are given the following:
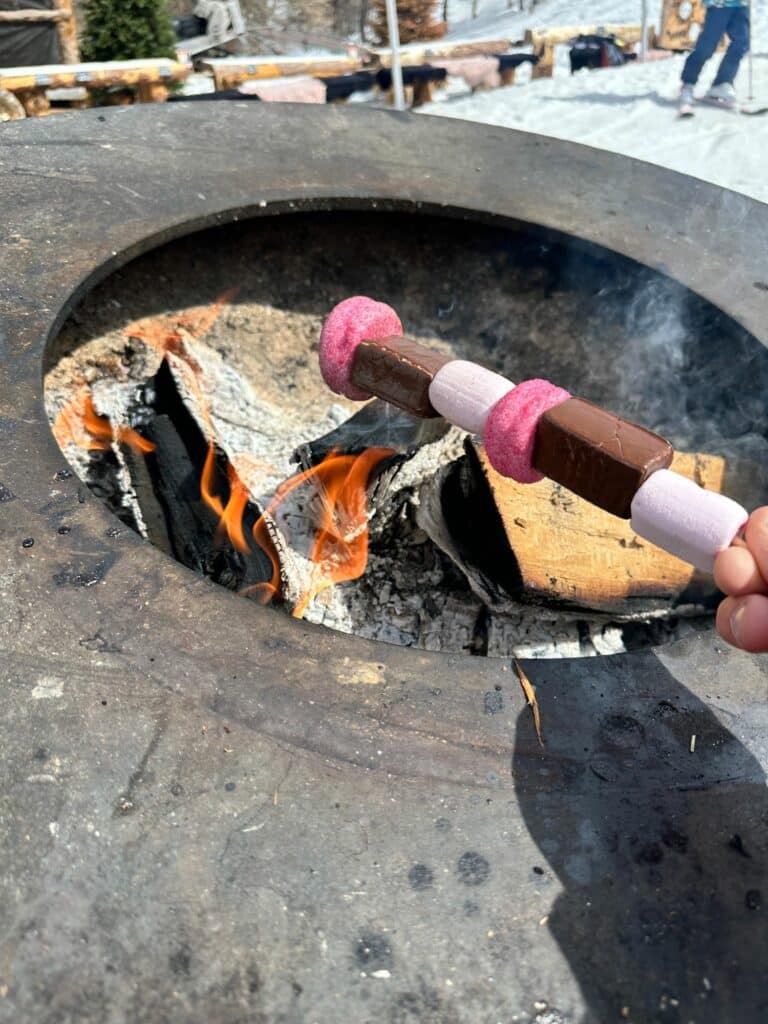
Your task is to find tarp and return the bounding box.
[0,0,61,69]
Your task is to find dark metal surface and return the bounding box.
[1,104,767,1023]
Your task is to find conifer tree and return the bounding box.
[82,0,178,62]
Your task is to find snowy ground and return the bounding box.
[183,0,768,204]
[421,0,768,204]
[420,52,768,204]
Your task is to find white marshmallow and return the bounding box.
[630,469,747,573]
[428,360,514,435]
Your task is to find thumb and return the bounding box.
[717,594,768,653]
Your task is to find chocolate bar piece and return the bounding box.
[533,397,673,518]
[350,336,452,418]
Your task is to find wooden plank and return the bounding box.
[472,444,723,615]
[204,55,360,90]
[374,38,514,66]
[0,60,189,93]
[657,0,719,51]
[524,24,643,47]
[54,0,80,64]
[0,8,69,21]
[203,39,516,88]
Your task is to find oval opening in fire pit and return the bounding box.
[44,207,768,659]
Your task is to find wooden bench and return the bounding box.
[204,55,361,91]
[202,38,516,91]
[524,24,646,78]
[0,58,190,115]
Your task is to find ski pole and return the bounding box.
[748,0,753,102]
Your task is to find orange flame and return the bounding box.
[249,447,394,617]
[53,391,155,455]
[200,442,251,555]
[52,291,391,618]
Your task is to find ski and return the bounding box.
[698,94,767,115]
[698,96,738,111]
[678,104,695,118]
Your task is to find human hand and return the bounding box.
[714,507,768,652]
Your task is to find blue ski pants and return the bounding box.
[681,5,750,86]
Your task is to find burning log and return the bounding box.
[141,360,256,589]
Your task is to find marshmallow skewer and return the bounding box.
[319,296,748,573]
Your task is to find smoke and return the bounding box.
[610,272,768,510]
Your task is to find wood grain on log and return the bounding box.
[54,0,80,63]
[469,443,723,615]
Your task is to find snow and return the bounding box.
[419,0,768,204]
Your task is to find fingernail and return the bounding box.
[730,603,747,643]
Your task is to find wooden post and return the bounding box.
[0,87,26,120]
[384,0,405,110]
[531,42,554,78]
[136,81,169,103]
[411,77,433,106]
[54,0,79,63]
[16,87,51,116]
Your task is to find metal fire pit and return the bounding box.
[1,105,767,1023]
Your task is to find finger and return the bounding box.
[744,507,768,585]
[716,596,739,647]
[717,593,768,653]
[713,545,768,597]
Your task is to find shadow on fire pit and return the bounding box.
[514,656,768,1022]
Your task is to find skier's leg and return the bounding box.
[712,6,750,85]
[681,7,730,84]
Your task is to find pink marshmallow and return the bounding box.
[433,57,501,90]
[428,360,514,435]
[319,296,402,401]
[630,469,748,573]
[484,379,571,484]
[241,76,328,103]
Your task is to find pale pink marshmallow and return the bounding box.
[241,76,328,103]
[630,469,748,573]
[428,360,514,435]
[433,57,501,90]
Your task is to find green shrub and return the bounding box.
[82,0,178,62]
